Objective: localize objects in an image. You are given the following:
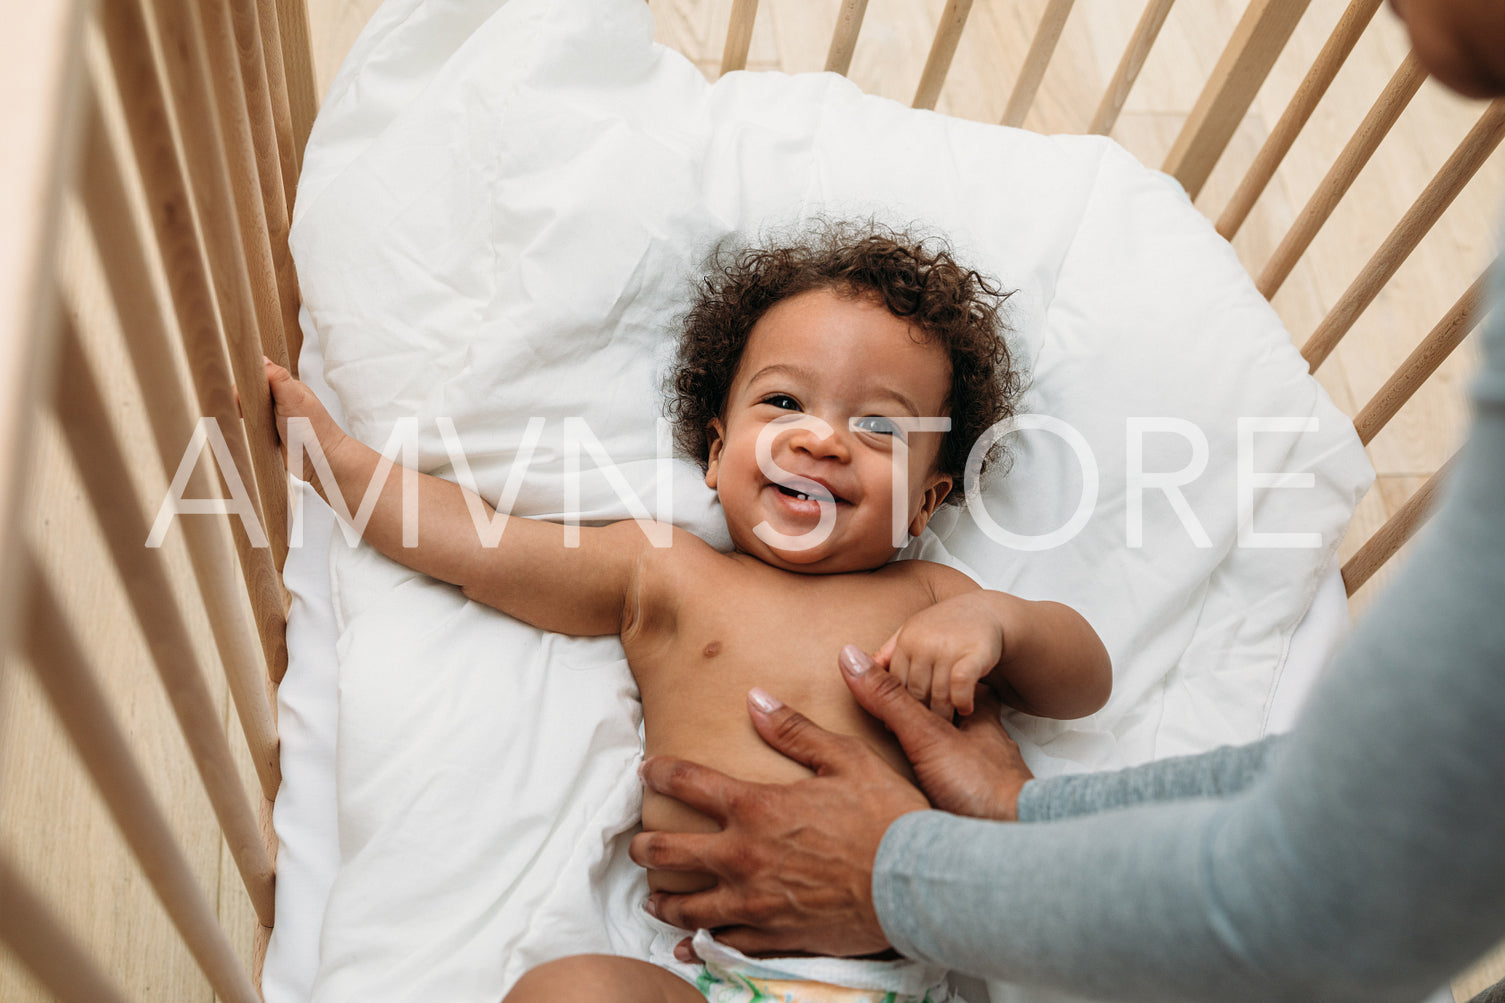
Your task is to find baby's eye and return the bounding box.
[853,416,906,440]
[760,394,801,411]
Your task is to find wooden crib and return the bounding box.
[1,0,1499,999]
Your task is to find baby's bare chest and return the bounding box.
[625,560,936,754]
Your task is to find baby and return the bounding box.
[267,223,1111,1003]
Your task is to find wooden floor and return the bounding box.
[1,1,1499,1001]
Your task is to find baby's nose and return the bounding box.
[789,418,851,460]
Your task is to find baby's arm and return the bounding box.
[873,564,1111,721]
[265,360,652,636]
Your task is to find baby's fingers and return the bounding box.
[950,655,992,716]
[928,673,954,722]
[872,632,899,669]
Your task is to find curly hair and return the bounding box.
[667,220,1024,497]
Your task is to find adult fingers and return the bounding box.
[701,925,821,959]
[646,886,755,934]
[745,688,863,774]
[838,644,953,753]
[637,756,742,825]
[627,828,721,874]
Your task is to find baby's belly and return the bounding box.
[640,687,916,895]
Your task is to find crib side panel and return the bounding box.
[1,0,321,998]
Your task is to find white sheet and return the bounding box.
[263,313,346,1003]
[275,1,1375,1001]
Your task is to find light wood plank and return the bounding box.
[24,554,260,1003]
[1216,0,1382,238]
[1162,0,1312,199]
[0,0,87,684]
[1000,0,1075,127]
[1089,0,1176,136]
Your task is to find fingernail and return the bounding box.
[644,896,660,919]
[748,687,782,713]
[673,942,694,963]
[839,644,873,676]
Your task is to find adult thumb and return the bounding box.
[838,644,953,754]
[746,687,859,773]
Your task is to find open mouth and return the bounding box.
[774,482,846,505]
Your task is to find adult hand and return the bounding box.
[630,644,1035,958]
[632,683,928,958]
[845,645,1034,822]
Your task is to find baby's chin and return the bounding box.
[730,526,901,575]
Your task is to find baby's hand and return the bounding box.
[872,592,1005,721]
[264,357,344,466]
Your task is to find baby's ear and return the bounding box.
[908,472,953,537]
[704,419,726,490]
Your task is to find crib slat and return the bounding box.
[256,0,302,222]
[1353,272,1486,445]
[1301,99,1505,370]
[1216,0,1382,239]
[1342,457,1456,594]
[97,0,290,683]
[1000,0,1076,128]
[1162,0,1311,200]
[913,0,974,111]
[253,792,277,983]
[78,92,282,801]
[274,0,319,165]
[100,0,291,570]
[721,0,759,75]
[160,0,292,375]
[144,0,294,562]
[824,0,869,76]
[0,855,133,1003]
[1089,0,1175,136]
[0,0,85,668]
[1257,52,1425,299]
[210,0,301,372]
[22,555,263,1003]
[52,309,277,929]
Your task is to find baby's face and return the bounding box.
[705,287,954,574]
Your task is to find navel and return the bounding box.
[702,640,722,659]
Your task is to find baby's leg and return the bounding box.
[503,954,704,1003]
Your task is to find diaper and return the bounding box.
[647,922,956,1003]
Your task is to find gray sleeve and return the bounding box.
[872,275,1505,1002]
[1015,736,1279,822]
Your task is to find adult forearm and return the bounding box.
[1015,735,1279,822]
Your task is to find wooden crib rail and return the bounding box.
[0,0,318,997]
[1299,99,1505,370]
[1216,0,1384,240]
[1088,0,1176,137]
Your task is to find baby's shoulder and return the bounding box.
[624,526,737,632]
[879,558,981,601]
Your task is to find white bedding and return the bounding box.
[266,320,1354,1003]
[272,1,1374,1001]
